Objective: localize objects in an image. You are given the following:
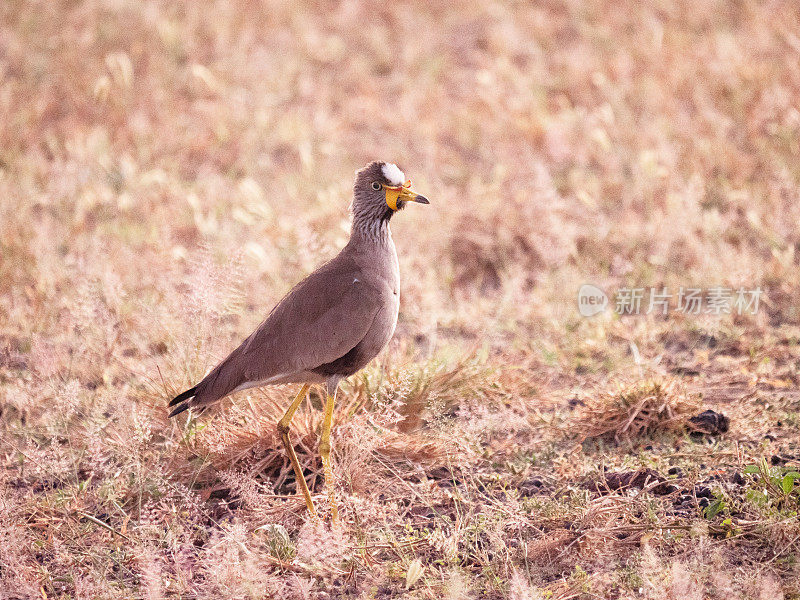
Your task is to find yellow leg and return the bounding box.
[319,386,339,523]
[277,384,317,517]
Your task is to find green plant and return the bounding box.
[743,458,800,507]
[703,495,726,520]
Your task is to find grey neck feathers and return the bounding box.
[351,213,392,245]
[351,190,395,244]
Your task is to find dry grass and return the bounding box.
[2,0,800,598]
[573,378,701,442]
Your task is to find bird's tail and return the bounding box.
[167,384,199,417]
[167,347,246,417]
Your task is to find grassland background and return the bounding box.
[1,0,800,598]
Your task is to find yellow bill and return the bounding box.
[385,179,429,211]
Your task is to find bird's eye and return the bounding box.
[371,182,382,191]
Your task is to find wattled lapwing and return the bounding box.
[168,162,428,521]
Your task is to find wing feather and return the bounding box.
[241,261,385,378]
[178,254,388,409]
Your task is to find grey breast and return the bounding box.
[312,232,400,378]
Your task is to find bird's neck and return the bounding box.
[351,217,393,247]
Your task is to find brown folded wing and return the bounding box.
[175,254,385,412]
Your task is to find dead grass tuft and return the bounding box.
[573,379,702,443]
[182,379,456,506]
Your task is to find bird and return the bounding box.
[168,161,429,522]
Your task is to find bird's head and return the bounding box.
[352,161,429,226]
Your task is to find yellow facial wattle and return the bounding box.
[385,179,429,210]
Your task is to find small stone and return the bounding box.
[688,410,730,435]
